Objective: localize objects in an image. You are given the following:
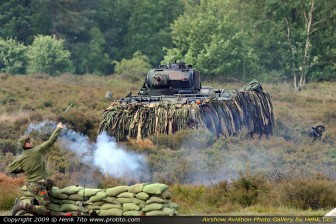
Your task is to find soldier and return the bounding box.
[309,123,326,141]
[7,122,63,216]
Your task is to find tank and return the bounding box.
[99,62,274,141]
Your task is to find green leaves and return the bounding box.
[0,38,27,74]
[113,52,151,82]
[165,0,252,77]
[27,35,72,76]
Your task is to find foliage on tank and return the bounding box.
[99,62,274,141]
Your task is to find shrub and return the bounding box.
[29,111,43,122]
[150,128,215,150]
[255,70,285,83]
[59,110,94,136]
[0,140,20,155]
[0,173,24,210]
[27,35,72,76]
[278,175,336,210]
[0,38,27,74]
[204,181,230,206]
[228,176,261,207]
[112,51,150,82]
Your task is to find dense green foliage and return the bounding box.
[0,38,27,74]
[0,0,334,84]
[165,0,336,85]
[27,35,71,75]
[113,52,151,81]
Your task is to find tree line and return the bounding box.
[0,0,335,87]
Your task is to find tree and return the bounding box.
[27,35,72,75]
[252,0,336,88]
[163,0,254,78]
[0,0,33,44]
[74,27,110,75]
[0,38,27,74]
[113,51,151,82]
[125,0,185,66]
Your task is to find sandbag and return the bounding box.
[128,183,145,194]
[116,198,133,204]
[61,186,84,195]
[68,194,86,201]
[142,203,164,212]
[89,191,107,202]
[49,197,62,204]
[50,190,68,200]
[163,207,176,216]
[18,183,180,217]
[50,203,61,212]
[87,205,101,210]
[160,189,172,199]
[167,202,180,210]
[50,186,60,192]
[117,192,135,198]
[21,190,34,197]
[143,183,168,195]
[136,192,149,201]
[123,203,141,211]
[78,188,103,197]
[93,201,105,206]
[106,186,128,197]
[103,197,118,203]
[60,203,79,212]
[123,211,144,216]
[139,201,146,208]
[130,198,144,205]
[99,208,123,216]
[21,186,28,191]
[101,203,122,210]
[61,200,77,205]
[145,209,170,216]
[145,196,165,205]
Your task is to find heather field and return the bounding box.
[0,73,335,215]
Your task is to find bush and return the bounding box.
[113,51,150,82]
[59,110,94,137]
[278,176,336,210]
[27,35,72,76]
[255,70,286,83]
[228,176,261,207]
[0,173,24,210]
[0,139,20,155]
[0,38,27,74]
[150,128,215,150]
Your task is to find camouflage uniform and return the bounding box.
[8,126,62,216]
[26,181,51,215]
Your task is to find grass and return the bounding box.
[0,210,10,216]
[0,73,335,215]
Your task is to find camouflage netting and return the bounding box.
[99,88,274,142]
[17,183,179,216]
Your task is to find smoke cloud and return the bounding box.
[26,120,148,181]
[94,132,148,179]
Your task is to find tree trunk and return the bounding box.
[299,0,315,88]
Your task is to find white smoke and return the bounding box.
[25,120,148,181]
[94,132,147,179]
[26,119,56,134]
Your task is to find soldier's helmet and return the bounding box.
[19,135,31,145]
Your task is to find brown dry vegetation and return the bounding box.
[0,73,335,215]
[0,173,24,210]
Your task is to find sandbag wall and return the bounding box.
[18,183,179,216]
[99,90,274,141]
